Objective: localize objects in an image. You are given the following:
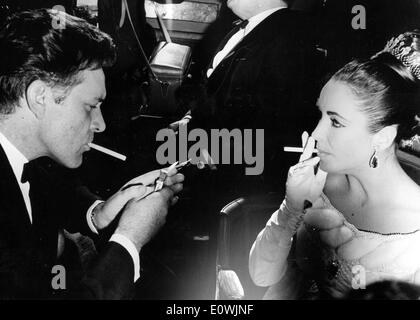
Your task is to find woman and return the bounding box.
[249,31,420,299]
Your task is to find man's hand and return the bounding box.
[168,116,191,133]
[114,182,183,252]
[92,167,184,230]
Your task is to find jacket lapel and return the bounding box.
[207,9,288,91]
[0,145,32,235]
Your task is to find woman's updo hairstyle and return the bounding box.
[331,31,420,143]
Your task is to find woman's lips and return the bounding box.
[317,148,330,156]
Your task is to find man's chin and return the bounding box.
[51,154,83,169]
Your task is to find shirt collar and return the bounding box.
[0,130,29,184]
[245,6,287,34]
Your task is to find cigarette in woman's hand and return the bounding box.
[88,143,127,161]
[284,146,319,153]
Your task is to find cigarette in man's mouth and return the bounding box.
[88,143,127,161]
[283,146,319,153]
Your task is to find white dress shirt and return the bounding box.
[207,6,287,78]
[0,130,32,222]
[0,130,140,282]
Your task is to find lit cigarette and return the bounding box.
[88,143,127,161]
[284,147,319,153]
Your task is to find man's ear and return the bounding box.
[25,80,49,119]
[373,125,398,151]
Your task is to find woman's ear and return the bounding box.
[25,80,48,119]
[373,125,398,151]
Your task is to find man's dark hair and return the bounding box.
[0,9,116,114]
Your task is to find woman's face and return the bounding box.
[311,80,375,173]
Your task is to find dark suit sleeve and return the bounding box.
[186,12,321,189]
[249,24,321,184]
[67,242,136,300]
[0,239,136,300]
[61,184,103,237]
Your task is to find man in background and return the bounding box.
[172,0,321,237]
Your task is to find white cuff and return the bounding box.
[110,234,140,282]
[86,200,104,235]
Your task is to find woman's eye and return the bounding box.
[331,118,344,128]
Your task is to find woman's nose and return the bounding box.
[311,120,322,141]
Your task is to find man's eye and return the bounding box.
[331,118,344,128]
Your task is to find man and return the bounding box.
[174,0,320,193]
[0,9,183,299]
[172,0,320,231]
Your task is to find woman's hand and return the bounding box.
[285,131,327,211]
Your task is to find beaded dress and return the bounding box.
[295,193,420,299]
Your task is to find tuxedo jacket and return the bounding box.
[0,146,135,299]
[181,9,322,194]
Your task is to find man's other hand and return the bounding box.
[114,182,184,252]
[92,168,184,230]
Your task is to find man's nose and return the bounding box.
[91,108,106,133]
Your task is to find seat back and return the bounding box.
[398,149,420,186]
[215,192,283,300]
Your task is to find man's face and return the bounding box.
[227,0,262,19]
[39,68,106,168]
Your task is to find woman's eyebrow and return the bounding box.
[327,111,349,122]
[316,104,349,122]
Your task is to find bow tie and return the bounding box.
[21,161,38,184]
[232,19,249,30]
[214,19,249,53]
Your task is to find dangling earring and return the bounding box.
[369,149,378,168]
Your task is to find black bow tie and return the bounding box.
[212,19,249,58]
[232,19,249,30]
[21,161,38,184]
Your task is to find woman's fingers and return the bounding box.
[301,131,309,149]
[289,157,320,182]
[289,156,320,176]
[299,136,316,162]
